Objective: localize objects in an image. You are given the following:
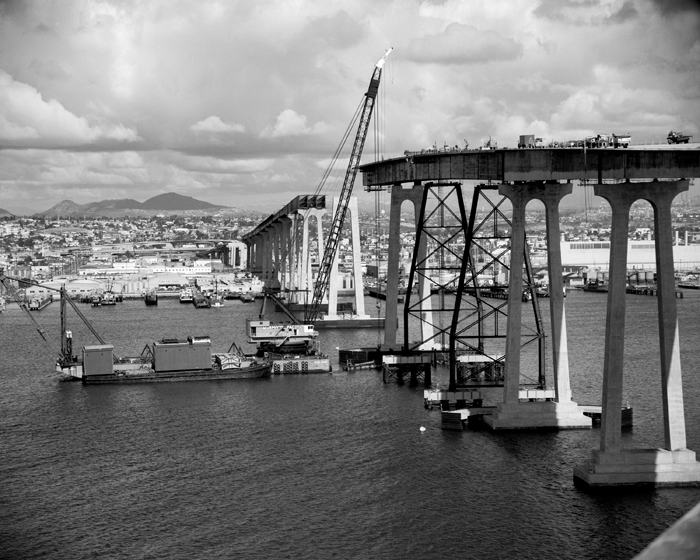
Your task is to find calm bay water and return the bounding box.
[1,290,700,559]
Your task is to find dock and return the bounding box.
[626,285,683,298]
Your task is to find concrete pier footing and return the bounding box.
[483,401,592,430]
[574,448,700,487]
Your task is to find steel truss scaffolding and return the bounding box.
[444,184,546,392]
[403,182,468,353]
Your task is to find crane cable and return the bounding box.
[312,99,364,197]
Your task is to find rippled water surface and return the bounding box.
[1,291,700,559]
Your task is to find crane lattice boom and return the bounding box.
[305,49,391,322]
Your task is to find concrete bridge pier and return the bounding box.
[575,179,700,487]
[383,183,425,349]
[484,182,591,430]
[322,196,369,320]
[278,216,293,291]
[261,229,274,285]
[298,208,324,307]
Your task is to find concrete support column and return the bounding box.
[597,186,634,453]
[384,184,424,349]
[348,197,368,318]
[483,182,590,431]
[574,179,700,488]
[279,216,292,291]
[299,210,311,306]
[498,184,528,405]
[539,183,573,403]
[651,187,688,451]
[414,197,435,349]
[262,229,272,282]
[327,197,340,317]
[300,209,325,307]
[255,236,264,274]
[270,223,281,289]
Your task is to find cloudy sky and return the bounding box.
[1,0,698,214]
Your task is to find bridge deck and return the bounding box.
[359,147,700,186]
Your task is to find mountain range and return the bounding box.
[32,192,238,218]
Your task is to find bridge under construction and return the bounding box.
[244,144,700,488]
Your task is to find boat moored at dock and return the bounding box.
[144,289,158,305]
[179,287,194,303]
[28,295,52,311]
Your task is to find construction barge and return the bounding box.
[72,337,272,384]
[0,269,271,385]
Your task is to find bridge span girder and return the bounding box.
[360,147,700,187]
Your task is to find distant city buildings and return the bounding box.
[2,194,700,294]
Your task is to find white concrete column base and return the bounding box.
[322,314,370,321]
[482,401,592,430]
[574,448,700,487]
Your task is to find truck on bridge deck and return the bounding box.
[668,130,693,144]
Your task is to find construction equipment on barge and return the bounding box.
[0,269,271,384]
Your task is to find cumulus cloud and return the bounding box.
[0,0,698,212]
[190,116,245,133]
[260,109,328,138]
[534,0,638,24]
[173,153,274,174]
[0,70,140,147]
[403,22,522,64]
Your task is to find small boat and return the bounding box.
[193,292,210,308]
[28,295,52,311]
[239,292,255,303]
[144,290,158,305]
[582,279,608,293]
[101,292,117,305]
[179,287,194,303]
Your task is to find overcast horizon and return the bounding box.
[1,0,699,216]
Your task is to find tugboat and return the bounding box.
[144,289,158,306]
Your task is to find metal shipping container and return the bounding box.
[153,339,211,372]
[83,344,114,376]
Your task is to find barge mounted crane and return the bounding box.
[244,50,392,373]
[304,48,392,323]
[0,269,271,384]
